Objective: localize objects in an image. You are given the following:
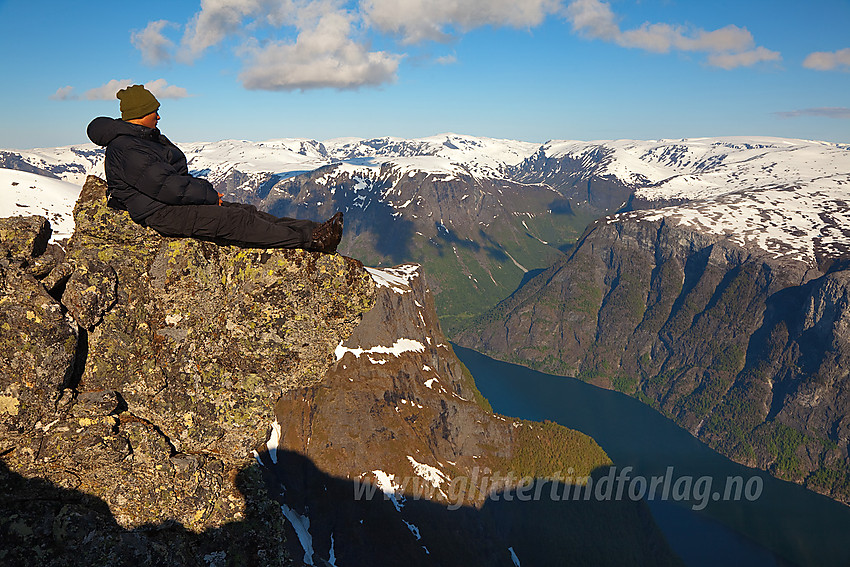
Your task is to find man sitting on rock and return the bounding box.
[87,84,343,253]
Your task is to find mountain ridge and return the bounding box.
[457,206,850,504]
[4,133,849,334]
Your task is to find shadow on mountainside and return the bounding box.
[263,168,417,264]
[258,449,684,567]
[0,458,289,567]
[353,201,416,264]
[1,449,683,567]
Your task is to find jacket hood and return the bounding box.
[87,117,158,147]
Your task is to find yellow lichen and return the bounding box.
[0,395,20,416]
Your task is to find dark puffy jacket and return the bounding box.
[87,117,218,221]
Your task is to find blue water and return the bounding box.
[453,344,850,567]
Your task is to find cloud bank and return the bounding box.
[565,0,780,69]
[361,0,562,44]
[128,0,782,92]
[131,20,178,66]
[238,12,401,90]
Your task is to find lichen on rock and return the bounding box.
[1,230,77,433]
[1,175,376,564]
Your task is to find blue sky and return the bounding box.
[1,0,848,149]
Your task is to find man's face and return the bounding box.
[135,110,160,129]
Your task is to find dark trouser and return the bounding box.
[143,201,318,249]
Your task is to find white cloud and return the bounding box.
[75,79,191,101]
[175,0,334,61]
[803,48,850,71]
[174,0,403,89]
[144,79,192,99]
[84,79,135,100]
[565,0,780,69]
[361,0,562,44]
[565,0,618,40]
[618,23,754,54]
[708,46,782,70]
[50,86,77,101]
[134,0,781,94]
[179,0,266,62]
[238,11,400,90]
[774,107,850,120]
[132,20,178,65]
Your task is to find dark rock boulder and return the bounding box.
[61,258,117,329]
[0,215,51,262]
[0,226,77,433]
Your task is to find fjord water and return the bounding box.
[453,344,850,567]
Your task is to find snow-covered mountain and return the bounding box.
[3,134,849,326]
[179,133,541,197]
[546,136,850,268]
[530,136,849,201]
[5,133,848,216]
[0,168,80,240]
[0,145,103,186]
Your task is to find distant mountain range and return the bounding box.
[3,134,849,331]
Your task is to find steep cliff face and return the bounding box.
[459,207,850,502]
[1,176,375,565]
[263,263,680,566]
[1,176,682,566]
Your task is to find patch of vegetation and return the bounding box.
[807,463,850,500]
[755,422,806,479]
[611,373,638,394]
[637,259,684,335]
[575,344,614,384]
[677,372,733,420]
[563,266,603,316]
[708,342,746,374]
[508,419,612,480]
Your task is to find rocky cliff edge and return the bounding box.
[0,175,375,565]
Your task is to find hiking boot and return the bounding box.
[309,212,344,253]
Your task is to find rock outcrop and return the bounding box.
[458,211,850,503]
[1,176,374,565]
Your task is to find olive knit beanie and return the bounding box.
[117,85,160,121]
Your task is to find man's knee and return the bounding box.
[145,206,197,237]
[146,205,227,239]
